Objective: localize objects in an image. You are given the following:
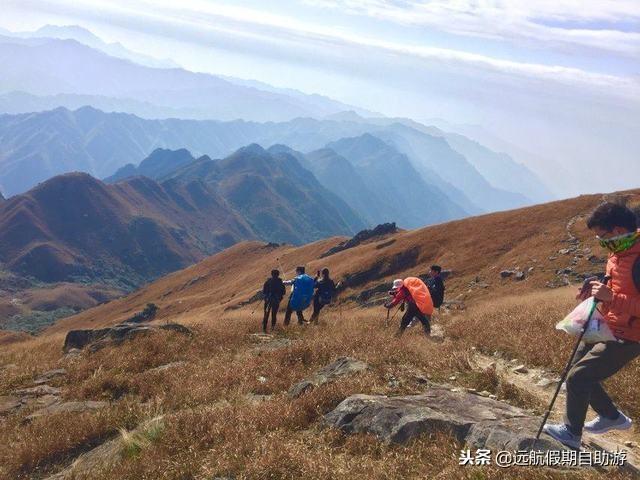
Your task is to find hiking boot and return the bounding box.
[542,423,581,449]
[584,411,632,434]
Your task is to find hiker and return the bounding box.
[310,268,336,324]
[426,265,445,309]
[385,277,434,337]
[262,269,286,333]
[283,266,315,326]
[543,202,640,449]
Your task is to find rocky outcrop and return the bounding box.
[0,368,67,416]
[324,385,564,452]
[289,357,368,398]
[63,322,192,352]
[321,223,398,258]
[45,416,164,480]
[26,400,108,421]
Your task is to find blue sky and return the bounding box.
[2,0,639,195]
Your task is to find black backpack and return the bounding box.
[317,279,335,306]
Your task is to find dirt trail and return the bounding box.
[473,351,640,472]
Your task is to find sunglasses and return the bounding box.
[596,231,639,253]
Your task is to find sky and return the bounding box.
[2,0,640,197]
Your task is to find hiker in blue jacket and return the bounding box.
[283,266,315,326]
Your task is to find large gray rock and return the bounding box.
[63,322,191,352]
[34,368,67,384]
[289,357,368,398]
[26,400,108,421]
[0,395,22,415]
[324,386,566,452]
[45,416,164,480]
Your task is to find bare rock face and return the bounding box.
[63,322,192,352]
[26,400,108,421]
[34,368,67,384]
[323,386,566,452]
[289,357,368,398]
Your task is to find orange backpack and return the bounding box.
[403,277,434,316]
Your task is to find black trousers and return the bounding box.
[310,295,327,322]
[262,300,281,331]
[284,299,305,325]
[399,302,431,335]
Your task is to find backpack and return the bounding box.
[289,274,315,311]
[403,277,434,316]
[426,277,445,308]
[317,279,335,306]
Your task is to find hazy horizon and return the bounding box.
[2,0,639,198]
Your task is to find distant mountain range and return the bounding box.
[0,24,180,69]
[0,107,551,216]
[0,144,367,288]
[0,30,374,122]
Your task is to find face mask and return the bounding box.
[597,231,639,253]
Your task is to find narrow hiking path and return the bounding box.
[472,350,640,472]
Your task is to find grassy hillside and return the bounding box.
[1,189,639,479]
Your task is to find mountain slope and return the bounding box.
[326,134,468,227]
[166,144,366,243]
[0,172,254,285]
[51,188,638,335]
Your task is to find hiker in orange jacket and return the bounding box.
[385,278,432,337]
[544,202,640,449]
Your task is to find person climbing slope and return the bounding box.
[310,268,336,325]
[426,265,445,309]
[385,277,434,337]
[283,266,315,326]
[262,269,286,333]
[543,202,640,449]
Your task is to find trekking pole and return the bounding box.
[534,279,609,447]
[386,305,402,328]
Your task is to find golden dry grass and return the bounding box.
[3,190,640,478]
[0,306,635,479]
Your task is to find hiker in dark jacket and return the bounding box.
[310,268,336,324]
[262,269,286,333]
[426,265,445,309]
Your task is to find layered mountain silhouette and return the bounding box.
[372,124,530,213]
[293,147,384,225]
[324,134,467,227]
[0,107,550,217]
[0,33,371,122]
[0,145,366,286]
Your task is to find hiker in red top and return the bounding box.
[544,202,640,449]
[385,278,433,337]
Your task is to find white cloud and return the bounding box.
[304,0,640,56]
[28,0,636,100]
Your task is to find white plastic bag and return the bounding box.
[555,297,616,344]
